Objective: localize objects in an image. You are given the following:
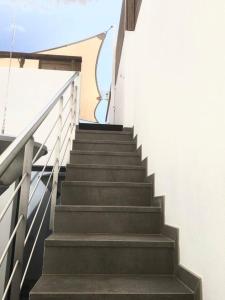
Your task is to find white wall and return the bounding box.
[111,1,225,299]
[0,68,75,165]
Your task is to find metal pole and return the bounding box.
[4,178,20,296]
[69,81,75,152]
[49,96,63,231]
[75,76,81,129]
[9,137,34,300]
[74,74,81,140]
[74,85,78,137]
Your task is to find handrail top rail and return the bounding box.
[0,72,79,178]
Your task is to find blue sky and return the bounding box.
[0,0,122,122]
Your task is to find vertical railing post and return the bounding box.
[10,138,34,300]
[49,96,63,231]
[74,74,81,139]
[69,81,75,151]
[74,85,78,139]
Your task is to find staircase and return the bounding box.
[30,124,195,299]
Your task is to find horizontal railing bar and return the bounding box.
[0,174,26,223]
[62,94,72,113]
[61,109,72,134]
[60,122,72,154]
[20,190,52,289]
[24,170,54,246]
[0,72,78,178]
[32,115,60,164]
[32,92,71,164]
[60,131,72,165]
[32,93,71,164]
[0,215,23,268]
[2,260,19,300]
[28,135,58,205]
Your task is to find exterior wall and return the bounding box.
[110,1,225,299]
[0,68,74,165]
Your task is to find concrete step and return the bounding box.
[30,274,194,300]
[76,129,133,141]
[54,205,161,234]
[70,150,141,165]
[43,234,174,275]
[65,164,146,182]
[61,181,153,206]
[73,140,136,152]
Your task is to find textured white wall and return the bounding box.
[111,1,225,299]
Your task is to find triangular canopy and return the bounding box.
[0,33,106,122]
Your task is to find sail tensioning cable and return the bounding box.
[1,10,17,135]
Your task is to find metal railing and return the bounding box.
[0,71,80,300]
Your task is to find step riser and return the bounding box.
[70,153,141,166]
[54,211,161,234]
[73,142,136,152]
[61,184,152,206]
[31,294,193,300]
[65,168,146,182]
[78,124,124,131]
[43,246,174,275]
[76,132,133,141]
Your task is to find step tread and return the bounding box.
[62,181,152,187]
[67,164,145,170]
[71,150,139,157]
[76,129,132,135]
[46,234,174,248]
[55,205,161,213]
[31,274,193,295]
[74,139,136,145]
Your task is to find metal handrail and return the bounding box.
[0,72,78,178]
[0,71,80,300]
